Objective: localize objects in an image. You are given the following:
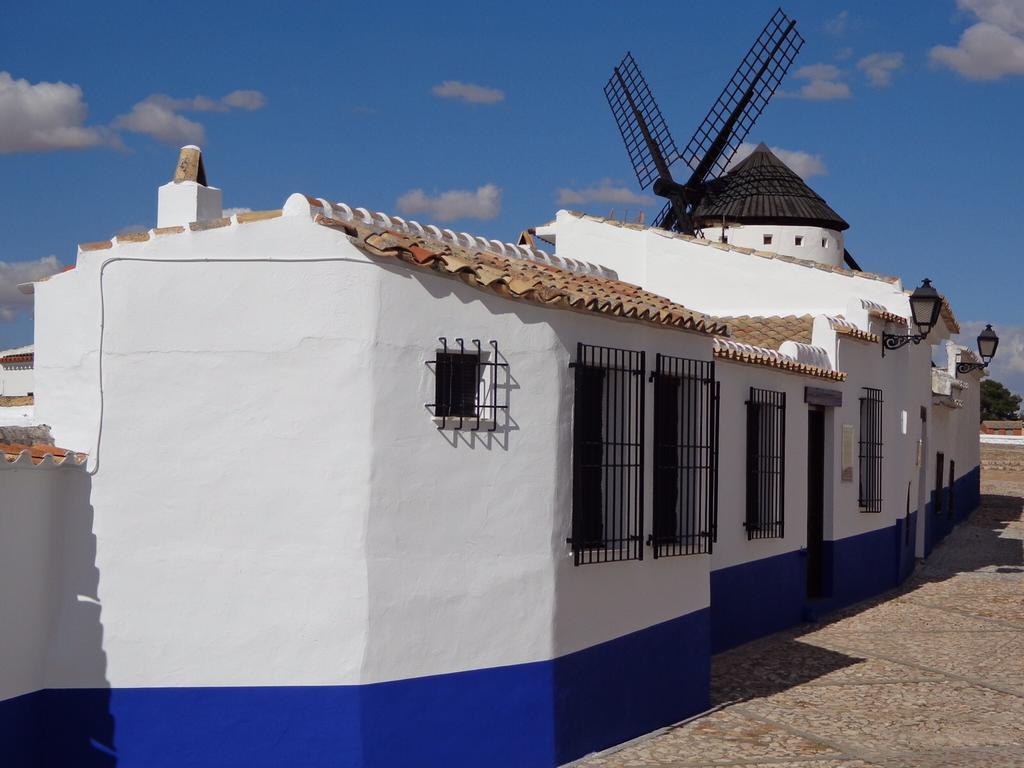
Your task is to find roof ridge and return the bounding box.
[290,195,617,281]
[317,215,729,337]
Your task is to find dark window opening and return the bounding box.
[745,387,786,540]
[934,452,945,515]
[435,352,478,418]
[859,388,883,512]
[794,235,803,246]
[651,355,718,557]
[570,343,645,565]
[763,234,773,245]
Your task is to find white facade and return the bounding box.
[1,151,985,767]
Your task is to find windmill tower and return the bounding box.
[605,9,857,269]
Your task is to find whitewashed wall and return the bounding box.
[29,213,715,693]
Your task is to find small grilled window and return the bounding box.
[745,387,786,539]
[427,338,507,430]
[859,388,883,512]
[763,234,773,245]
[652,355,719,556]
[569,343,645,565]
[794,235,803,246]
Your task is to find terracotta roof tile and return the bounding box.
[717,315,814,349]
[0,353,33,365]
[79,240,113,252]
[319,216,728,336]
[712,338,845,381]
[0,443,86,466]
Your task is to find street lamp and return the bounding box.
[882,279,944,356]
[956,324,999,374]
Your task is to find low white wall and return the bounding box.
[0,362,33,397]
[0,464,98,701]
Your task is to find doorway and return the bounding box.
[806,408,826,598]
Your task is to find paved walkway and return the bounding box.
[577,471,1024,768]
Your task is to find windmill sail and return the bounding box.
[680,8,804,188]
[604,53,680,191]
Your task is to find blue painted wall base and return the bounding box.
[0,609,710,768]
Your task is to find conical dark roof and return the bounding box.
[693,144,849,231]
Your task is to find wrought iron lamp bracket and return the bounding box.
[955,357,988,375]
[881,331,927,357]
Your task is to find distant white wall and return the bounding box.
[551,212,904,319]
[698,223,844,267]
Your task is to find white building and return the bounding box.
[0,345,34,397]
[0,147,982,767]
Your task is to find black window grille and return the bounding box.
[426,338,508,430]
[858,388,884,512]
[745,387,786,540]
[569,343,645,566]
[650,355,719,557]
[934,452,945,515]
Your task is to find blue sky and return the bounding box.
[2,0,1023,392]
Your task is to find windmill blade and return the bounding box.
[680,8,804,189]
[604,52,680,190]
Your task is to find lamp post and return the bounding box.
[956,324,999,374]
[882,279,944,356]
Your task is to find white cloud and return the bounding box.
[796,64,842,81]
[112,89,267,146]
[957,321,1024,396]
[835,47,855,61]
[798,80,853,100]
[114,97,206,145]
[556,179,652,207]
[858,52,905,87]
[222,207,252,217]
[222,90,266,110]
[0,256,61,322]
[728,143,827,179]
[0,72,104,153]
[930,0,1024,79]
[825,10,850,36]
[785,63,852,100]
[431,80,505,104]
[396,184,501,222]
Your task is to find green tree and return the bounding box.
[980,378,1022,421]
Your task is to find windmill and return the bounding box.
[604,8,803,237]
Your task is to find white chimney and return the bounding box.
[157,145,223,228]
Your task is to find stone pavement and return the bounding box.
[576,469,1024,768]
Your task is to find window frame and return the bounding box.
[858,388,884,513]
[745,386,786,540]
[651,354,719,557]
[569,342,646,566]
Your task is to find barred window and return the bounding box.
[651,355,719,557]
[570,343,645,566]
[934,452,945,515]
[745,387,786,540]
[859,388,883,512]
[427,338,507,430]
